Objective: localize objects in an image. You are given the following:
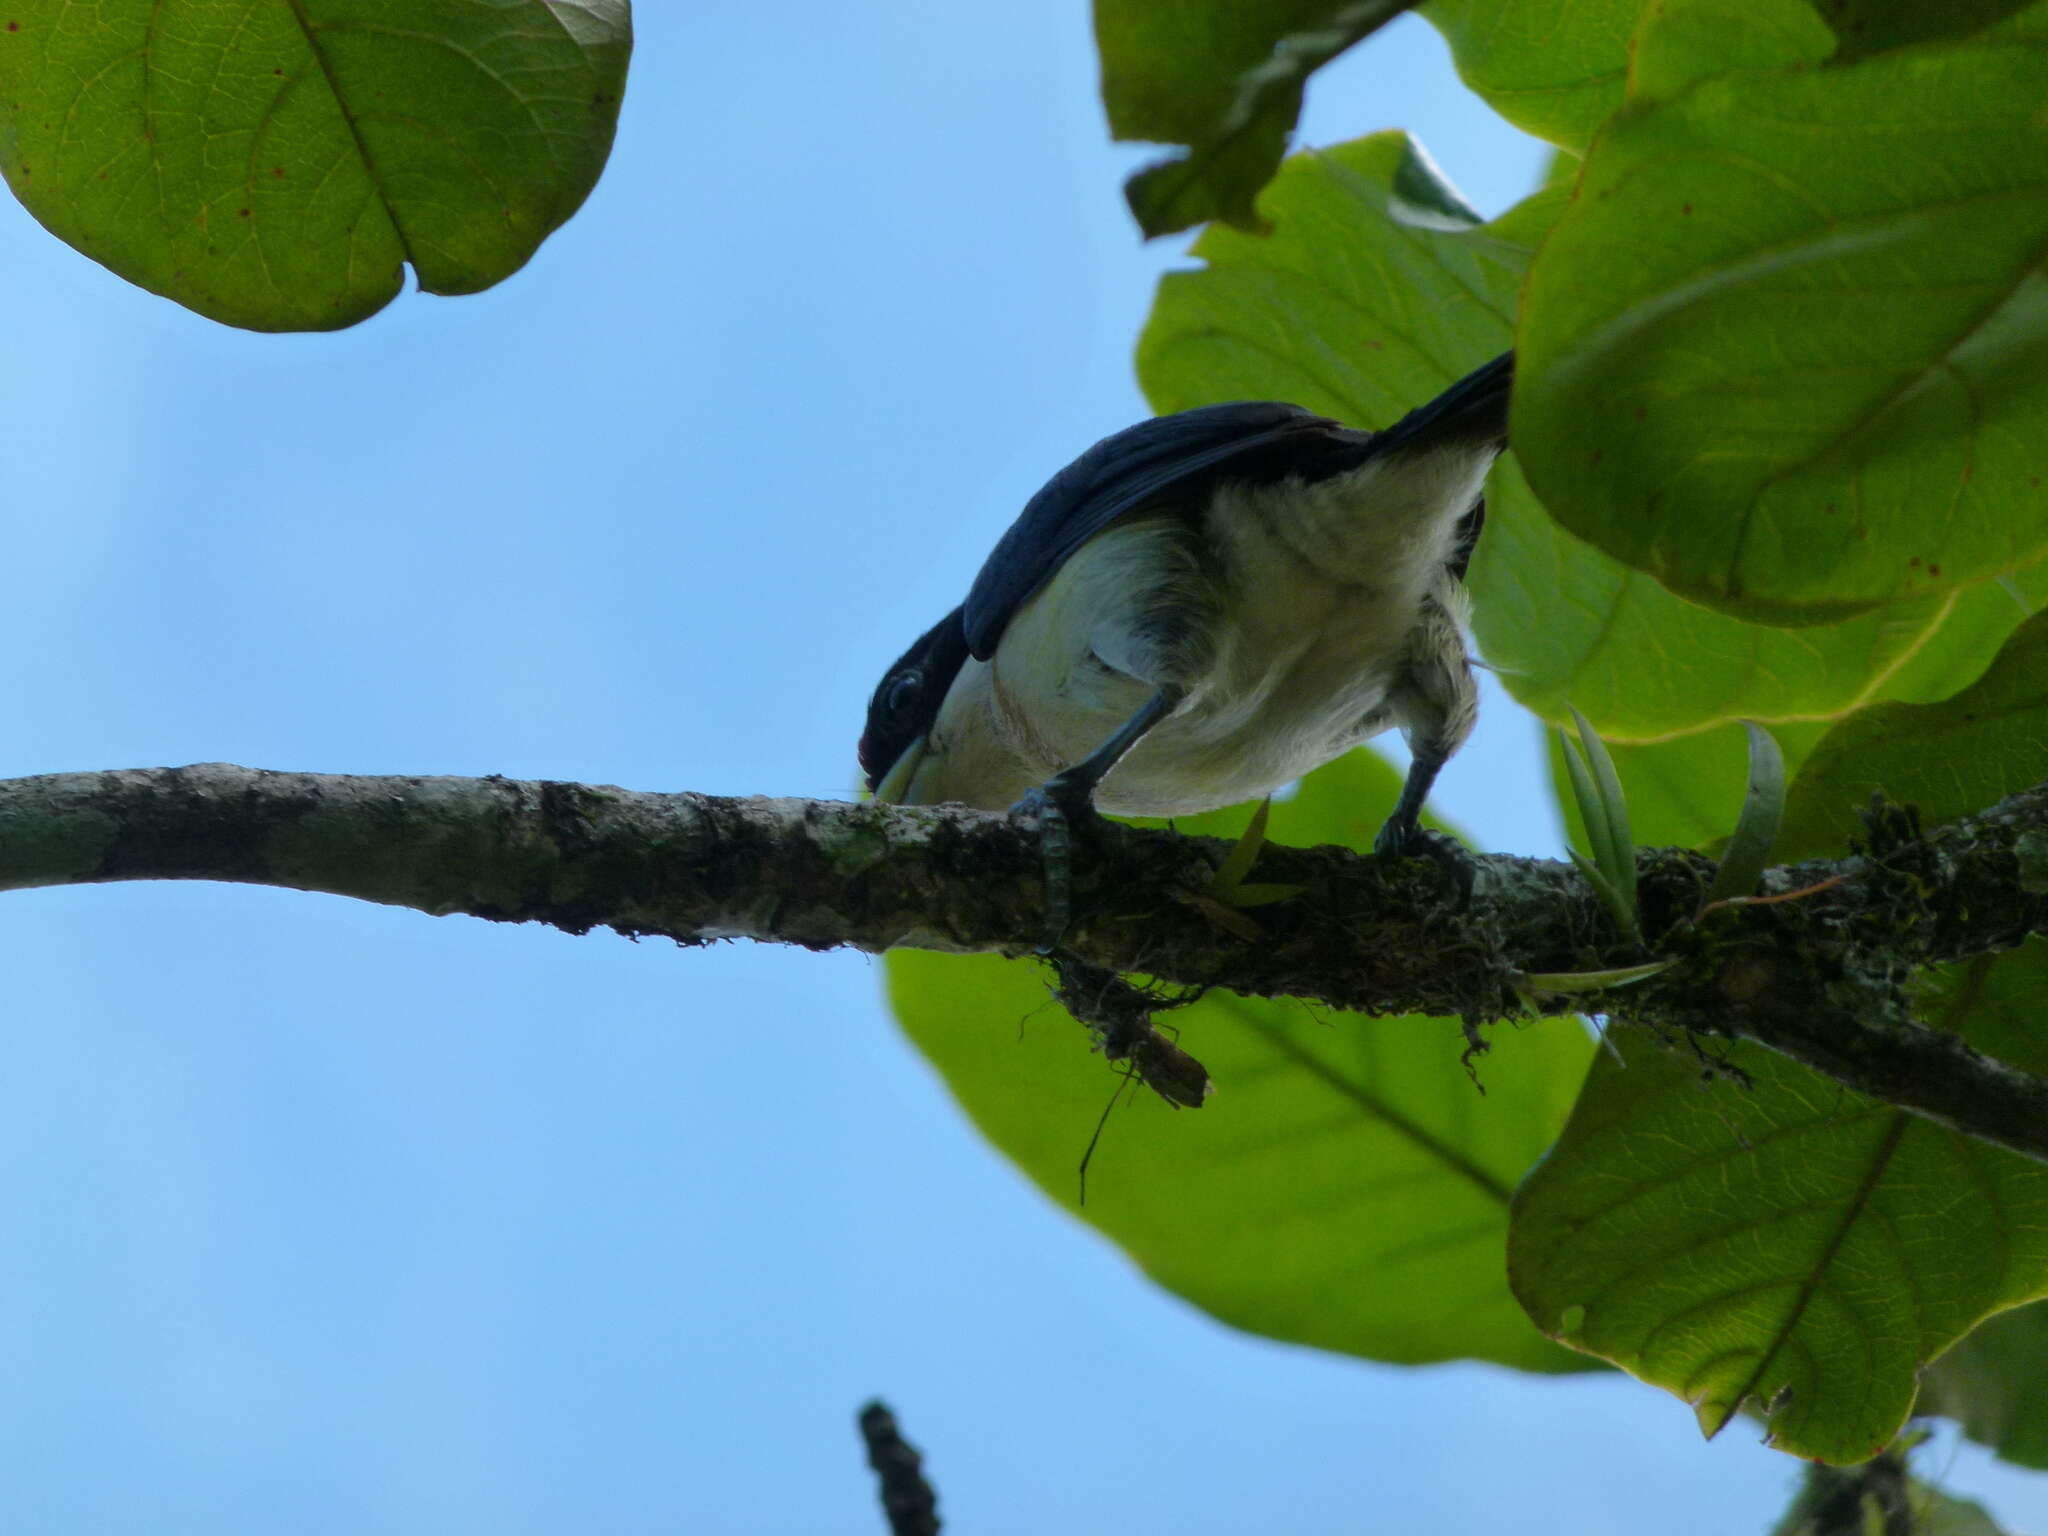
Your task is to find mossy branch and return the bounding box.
[4,763,2046,1162]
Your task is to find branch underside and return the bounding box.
[4,764,2046,1161]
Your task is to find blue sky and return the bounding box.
[3,5,2044,1531]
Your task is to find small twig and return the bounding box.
[1696,872,1847,921]
[857,1400,941,1536]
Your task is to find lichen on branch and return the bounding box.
[2,762,2044,1162]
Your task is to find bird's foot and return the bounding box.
[1373,818,1477,904]
[1011,769,1101,953]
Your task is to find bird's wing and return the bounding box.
[960,401,1342,660]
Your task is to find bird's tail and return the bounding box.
[1370,350,1514,455]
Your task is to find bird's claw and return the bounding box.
[1374,820,1476,904]
[1012,777,1095,953]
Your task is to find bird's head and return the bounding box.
[859,608,970,800]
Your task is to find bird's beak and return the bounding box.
[872,734,930,804]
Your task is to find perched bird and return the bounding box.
[860,352,1512,911]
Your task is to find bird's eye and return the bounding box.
[885,673,921,717]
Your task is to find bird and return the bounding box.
[860,351,1512,932]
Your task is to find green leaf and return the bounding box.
[1097,0,1345,145]
[1509,1029,2048,1463]
[1875,560,2048,704]
[1565,845,1631,936]
[1549,719,1835,856]
[1917,917,2048,1472]
[1560,738,1618,879]
[1627,0,1835,102]
[1514,33,2048,624]
[1101,0,1418,237]
[1705,721,1785,902]
[1777,611,2048,861]
[1515,960,1675,997]
[1572,707,1632,877]
[1206,796,1273,901]
[1478,468,2048,741]
[1922,1299,2048,1473]
[1913,937,2048,1077]
[1388,135,1485,229]
[1917,1491,2013,1536]
[1539,557,2048,856]
[1904,1482,2014,1536]
[1818,0,2043,58]
[1770,1453,2013,1536]
[0,0,630,331]
[1131,132,2044,747]
[886,750,1601,1373]
[1137,134,1527,423]
[1421,0,1638,151]
[1561,708,1640,938]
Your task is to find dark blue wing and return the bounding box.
[960,401,1345,659]
[959,351,1514,660]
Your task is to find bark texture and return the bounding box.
[3,764,2045,1160]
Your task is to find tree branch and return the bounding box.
[856,1400,941,1536]
[4,764,2045,1161]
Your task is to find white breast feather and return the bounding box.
[908,443,1493,816]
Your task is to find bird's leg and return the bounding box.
[1374,739,1475,899]
[1374,739,1445,857]
[1013,685,1182,952]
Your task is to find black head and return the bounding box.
[858,607,971,791]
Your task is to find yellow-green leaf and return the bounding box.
[1134,132,2042,749]
[0,0,630,330]
[1098,0,1418,236]
[1777,611,2048,860]
[887,751,1600,1372]
[1515,33,2048,623]
[1422,0,1637,151]
[1510,1030,2048,1463]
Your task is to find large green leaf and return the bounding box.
[1509,1028,2048,1463]
[1134,133,2042,745]
[1095,0,1416,237]
[1907,1486,2011,1536]
[1873,563,2047,704]
[1097,0,1348,144]
[1923,1300,2048,1473]
[1546,658,2048,1466]
[887,750,1599,1372]
[1912,940,2048,1466]
[1515,30,2048,624]
[1915,938,2048,1081]
[1473,464,2043,739]
[1136,134,1528,422]
[1818,0,2042,57]
[1777,610,2048,860]
[1421,0,1637,151]
[1542,563,2041,860]
[0,0,630,331]
[1517,938,2048,1470]
[1895,1484,2010,1536]
[1627,0,1835,103]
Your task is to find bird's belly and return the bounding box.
[985,524,1429,817]
[1089,665,1400,816]
[1016,607,1407,816]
